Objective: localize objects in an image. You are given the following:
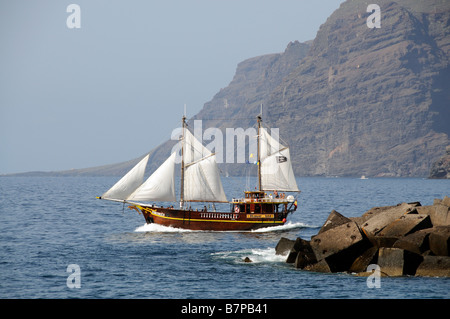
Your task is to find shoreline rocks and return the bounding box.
[276,196,450,277]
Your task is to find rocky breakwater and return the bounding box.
[276,197,450,277]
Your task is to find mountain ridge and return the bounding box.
[6,0,450,178]
[263,0,450,177]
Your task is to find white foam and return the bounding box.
[251,221,310,232]
[248,247,288,263]
[212,247,287,264]
[134,221,313,233]
[134,223,192,233]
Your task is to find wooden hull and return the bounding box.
[133,205,289,231]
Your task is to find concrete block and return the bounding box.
[303,259,331,273]
[378,247,423,276]
[378,214,432,237]
[294,250,317,269]
[311,221,367,260]
[275,237,296,256]
[415,256,450,277]
[429,226,450,256]
[393,228,432,255]
[361,202,418,236]
[286,237,315,264]
[349,246,379,273]
[417,205,450,227]
[367,235,400,249]
[442,196,450,207]
[311,221,372,272]
[318,210,351,234]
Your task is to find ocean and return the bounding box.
[0,176,449,300]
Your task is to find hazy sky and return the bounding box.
[0,0,345,174]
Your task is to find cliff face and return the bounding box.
[193,40,311,130]
[264,0,450,177]
[429,146,450,179]
[193,0,450,177]
[13,0,449,177]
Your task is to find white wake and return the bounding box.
[134,221,311,233]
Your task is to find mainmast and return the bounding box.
[180,115,186,208]
[257,114,262,191]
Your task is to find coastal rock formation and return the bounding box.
[429,146,450,179]
[139,0,450,179]
[265,0,450,177]
[276,196,450,277]
[10,0,449,178]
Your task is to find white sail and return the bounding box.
[101,154,149,201]
[260,128,282,161]
[127,152,176,202]
[184,154,228,202]
[259,128,299,192]
[182,129,227,202]
[261,148,299,192]
[183,129,210,164]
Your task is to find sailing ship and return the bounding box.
[97,115,300,231]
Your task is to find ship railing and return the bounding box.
[231,197,287,204]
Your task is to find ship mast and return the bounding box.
[180,115,186,208]
[257,114,262,192]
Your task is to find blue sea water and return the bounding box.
[0,176,449,299]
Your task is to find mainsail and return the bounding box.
[259,128,299,192]
[101,154,149,201]
[183,129,227,202]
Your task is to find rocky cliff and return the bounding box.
[195,0,450,177]
[264,0,450,177]
[12,0,450,177]
[429,146,450,178]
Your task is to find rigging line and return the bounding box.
[259,121,291,148]
[181,128,214,162]
[184,153,216,168]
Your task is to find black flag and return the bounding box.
[276,156,287,163]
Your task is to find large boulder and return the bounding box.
[275,237,296,256]
[377,214,432,237]
[415,256,450,277]
[318,210,351,234]
[416,204,450,227]
[429,226,450,256]
[378,247,423,276]
[393,228,433,255]
[310,221,372,272]
[443,196,450,207]
[366,236,400,249]
[349,246,379,273]
[292,239,317,269]
[303,259,331,273]
[276,237,318,268]
[279,197,450,277]
[361,202,420,236]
